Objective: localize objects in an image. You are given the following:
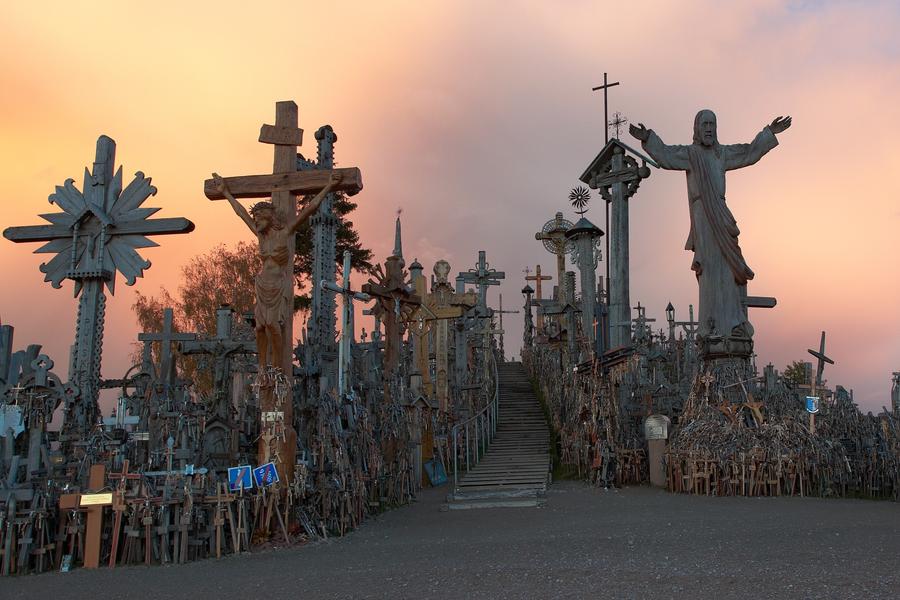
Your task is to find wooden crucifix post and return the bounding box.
[525,264,552,332]
[205,100,363,483]
[58,464,109,569]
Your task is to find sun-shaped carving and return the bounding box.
[569,186,591,216]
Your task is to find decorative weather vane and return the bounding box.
[569,186,591,216]
[608,111,628,139]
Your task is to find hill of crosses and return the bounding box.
[0,98,898,576]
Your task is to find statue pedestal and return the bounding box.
[699,334,753,360]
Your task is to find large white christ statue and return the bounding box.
[630,110,791,342]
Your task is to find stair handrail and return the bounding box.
[451,351,500,491]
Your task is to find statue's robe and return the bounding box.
[641,127,778,338]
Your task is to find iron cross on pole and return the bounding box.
[321,250,371,397]
[591,72,620,144]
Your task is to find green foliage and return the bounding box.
[783,360,810,387]
[293,191,374,310]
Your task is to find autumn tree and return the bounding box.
[782,360,811,387]
[132,194,373,388]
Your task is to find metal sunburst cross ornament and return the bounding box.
[569,186,591,216]
[3,135,195,435]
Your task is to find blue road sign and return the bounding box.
[253,462,280,487]
[228,465,253,491]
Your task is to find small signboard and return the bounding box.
[644,415,671,440]
[423,459,448,486]
[228,465,253,492]
[79,493,113,506]
[805,396,820,414]
[253,462,280,487]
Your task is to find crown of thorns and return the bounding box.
[249,201,276,216]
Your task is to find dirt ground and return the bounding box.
[4,482,899,599]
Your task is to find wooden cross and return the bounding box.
[58,464,108,569]
[202,483,235,559]
[806,330,834,434]
[179,305,257,405]
[205,100,363,482]
[591,72,620,144]
[525,264,552,331]
[137,308,195,386]
[107,460,141,568]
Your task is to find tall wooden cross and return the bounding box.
[58,464,108,569]
[204,100,362,482]
[591,72,620,144]
[525,264,552,332]
[3,135,195,439]
[806,331,834,435]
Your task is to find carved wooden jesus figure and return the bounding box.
[630,111,791,341]
[213,172,341,370]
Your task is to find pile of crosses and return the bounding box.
[523,299,700,487]
[665,360,900,500]
[0,101,503,575]
[519,115,900,498]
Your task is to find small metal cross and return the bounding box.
[608,111,628,139]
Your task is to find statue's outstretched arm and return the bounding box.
[288,172,343,233]
[212,173,256,234]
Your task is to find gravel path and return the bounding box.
[4,482,898,599]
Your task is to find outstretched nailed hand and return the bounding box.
[629,123,650,142]
[769,116,792,135]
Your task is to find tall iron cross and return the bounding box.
[591,72,620,144]
[458,250,505,309]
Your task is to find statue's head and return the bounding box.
[693,109,718,147]
[433,260,451,284]
[250,201,279,231]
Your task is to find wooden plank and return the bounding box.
[259,124,303,146]
[203,167,363,200]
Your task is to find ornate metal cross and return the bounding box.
[3,135,194,437]
[457,251,505,310]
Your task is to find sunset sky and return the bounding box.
[1,1,897,411]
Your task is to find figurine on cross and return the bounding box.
[212,171,343,370]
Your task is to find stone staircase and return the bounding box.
[446,362,550,509]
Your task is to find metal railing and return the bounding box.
[451,352,500,491]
